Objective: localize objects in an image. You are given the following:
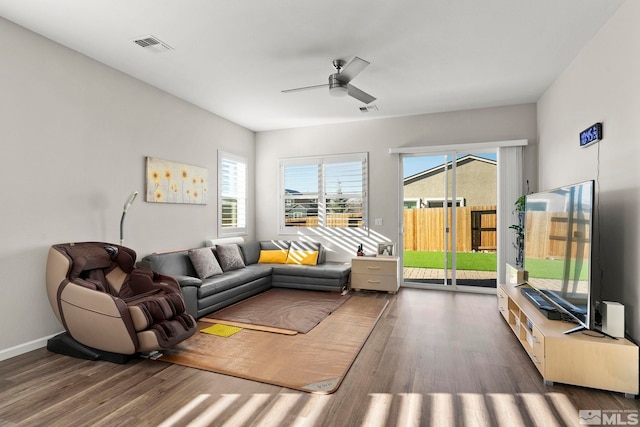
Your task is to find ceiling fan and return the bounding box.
[282,57,376,104]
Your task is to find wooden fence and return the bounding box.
[524,211,591,259]
[403,206,497,252]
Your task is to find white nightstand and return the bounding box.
[351,257,399,293]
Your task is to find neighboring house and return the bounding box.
[288,203,308,218]
[403,155,497,209]
[284,189,318,219]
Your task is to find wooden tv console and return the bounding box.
[498,283,639,397]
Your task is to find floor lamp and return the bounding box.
[120,191,138,246]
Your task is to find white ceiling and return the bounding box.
[0,0,623,132]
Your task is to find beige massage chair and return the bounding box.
[46,242,196,362]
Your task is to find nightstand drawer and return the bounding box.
[351,274,398,292]
[351,258,397,276]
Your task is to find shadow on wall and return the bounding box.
[292,227,395,260]
[597,187,639,341]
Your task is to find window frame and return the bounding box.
[218,151,248,237]
[279,152,368,234]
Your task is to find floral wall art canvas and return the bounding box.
[146,157,209,204]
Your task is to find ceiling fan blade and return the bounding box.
[337,57,370,83]
[282,84,328,93]
[348,84,376,104]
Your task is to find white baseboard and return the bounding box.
[0,332,62,362]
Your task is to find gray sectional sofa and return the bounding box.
[137,240,351,319]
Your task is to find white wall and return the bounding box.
[0,18,255,357]
[255,104,538,261]
[537,0,640,341]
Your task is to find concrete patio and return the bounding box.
[403,267,496,281]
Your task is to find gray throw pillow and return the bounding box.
[239,241,261,265]
[188,248,223,279]
[216,244,246,272]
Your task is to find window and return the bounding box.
[404,198,420,209]
[422,197,465,208]
[280,153,367,232]
[218,151,247,236]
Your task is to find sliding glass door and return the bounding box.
[402,152,497,289]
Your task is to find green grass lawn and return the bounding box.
[404,251,497,271]
[525,257,589,281]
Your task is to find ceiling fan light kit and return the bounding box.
[329,74,349,97]
[283,56,377,104]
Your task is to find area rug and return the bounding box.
[157,295,388,394]
[202,288,350,334]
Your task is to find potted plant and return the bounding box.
[509,195,526,268]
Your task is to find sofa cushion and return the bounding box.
[188,248,223,279]
[216,244,246,272]
[271,262,351,279]
[199,265,272,298]
[238,241,261,265]
[285,241,321,265]
[258,240,290,264]
[259,249,288,264]
[285,251,318,265]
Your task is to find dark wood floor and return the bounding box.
[0,288,637,426]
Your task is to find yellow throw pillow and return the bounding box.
[258,249,289,264]
[285,250,319,265]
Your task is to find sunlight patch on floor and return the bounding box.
[546,392,582,426]
[157,394,210,427]
[291,394,333,427]
[489,393,527,427]
[459,393,491,426]
[158,391,581,426]
[519,393,561,427]
[398,393,422,426]
[254,393,303,426]
[430,393,455,427]
[362,393,394,427]
[187,394,240,427]
[221,394,271,427]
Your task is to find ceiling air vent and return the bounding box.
[132,35,173,53]
[359,105,379,113]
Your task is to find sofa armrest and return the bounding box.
[171,274,203,288]
[180,286,198,319]
[317,245,326,264]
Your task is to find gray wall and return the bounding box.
[537,0,640,342]
[255,104,537,261]
[0,18,255,357]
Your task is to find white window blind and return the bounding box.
[280,153,367,231]
[218,151,247,236]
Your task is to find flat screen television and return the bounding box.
[523,180,595,334]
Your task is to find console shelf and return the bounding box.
[498,283,639,397]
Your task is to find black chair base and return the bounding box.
[47,332,132,364]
